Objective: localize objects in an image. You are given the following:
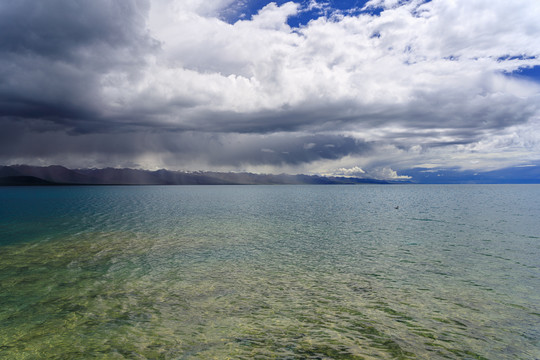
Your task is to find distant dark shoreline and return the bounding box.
[0,165,392,186]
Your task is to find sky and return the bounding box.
[1,0,540,182]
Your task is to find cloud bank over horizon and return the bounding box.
[1,0,540,180]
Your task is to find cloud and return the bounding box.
[0,118,372,171]
[329,165,411,181]
[0,0,157,133]
[333,166,366,177]
[1,0,540,179]
[368,167,412,181]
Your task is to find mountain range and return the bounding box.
[0,165,390,186]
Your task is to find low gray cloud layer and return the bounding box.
[1,0,540,178]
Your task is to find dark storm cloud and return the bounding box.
[0,0,157,131]
[206,134,373,166]
[0,116,371,168]
[0,0,152,59]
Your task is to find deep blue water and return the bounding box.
[1,185,539,359]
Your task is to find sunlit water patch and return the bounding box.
[1,185,539,359]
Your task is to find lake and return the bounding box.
[1,185,539,359]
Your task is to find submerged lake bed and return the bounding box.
[1,185,539,359]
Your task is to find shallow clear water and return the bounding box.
[0,185,539,359]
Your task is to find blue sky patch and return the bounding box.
[402,163,540,184]
[510,65,540,83]
[222,0,374,27]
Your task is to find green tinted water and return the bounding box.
[1,185,539,359]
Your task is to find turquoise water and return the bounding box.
[0,185,539,359]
